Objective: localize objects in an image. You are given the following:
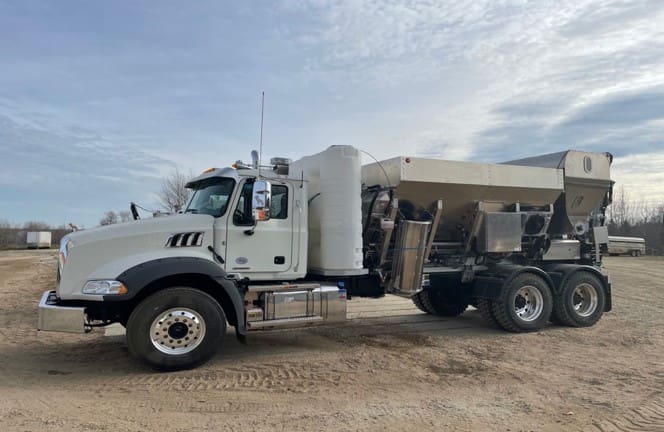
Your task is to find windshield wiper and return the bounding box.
[184,209,199,214]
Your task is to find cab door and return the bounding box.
[224,179,293,279]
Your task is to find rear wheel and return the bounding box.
[127,287,226,371]
[477,298,500,328]
[411,289,469,317]
[490,273,553,332]
[552,272,605,327]
[411,290,436,314]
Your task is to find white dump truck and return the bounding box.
[39,146,613,370]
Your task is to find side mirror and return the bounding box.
[252,180,271,222]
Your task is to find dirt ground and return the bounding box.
[0,250,662,432]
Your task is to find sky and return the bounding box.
[1,0,663,227]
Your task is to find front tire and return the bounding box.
[490,273,553,332]
[552,272,605,327]
[127,287,226,371]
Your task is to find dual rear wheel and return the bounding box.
[552,272,606,327]
[477,272,606,332]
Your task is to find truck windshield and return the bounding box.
[184,178,235,217]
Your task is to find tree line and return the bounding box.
[605,186,664,255]
[98,168,192,225]
[3,171,663,255]
[0,221,71,249]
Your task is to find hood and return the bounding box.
[58,214,217,300]
[67,214,213,246]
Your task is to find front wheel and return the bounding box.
[490,273,553,332]
[126,287,226,371]
[552,272,605,327]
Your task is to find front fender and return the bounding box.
[113,257,246,338]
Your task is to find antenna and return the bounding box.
[258,91,265,178]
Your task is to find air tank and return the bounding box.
[290,145,366,276]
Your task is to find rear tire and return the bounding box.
[127,287,226,371]
[490,273,552,332]
[477,298,500,329]
[411,289,469,317]
[552,272,605,327]
[411,290,436,314]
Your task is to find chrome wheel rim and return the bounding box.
[572,283,598,317]
[150,308,206,355]
[513,285,544,322]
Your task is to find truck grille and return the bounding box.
[165,232,204,248]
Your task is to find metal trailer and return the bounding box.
[607,236,645,256]
[26,231,52,249]
[38,147,614,371]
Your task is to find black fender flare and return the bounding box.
[472,264,555,300]
[112,257,246,338]
[541,263,612,312]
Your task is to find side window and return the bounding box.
[233,182,289,225]
[270,185,288,219]
[233,182,254,226]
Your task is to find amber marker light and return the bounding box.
[117,283,128,295]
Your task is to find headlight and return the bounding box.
[82,280,128,295]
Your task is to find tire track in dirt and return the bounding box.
[3,251,664,432]
[107,397,270,416]
[591,394,664,432]
[24,360,357,395]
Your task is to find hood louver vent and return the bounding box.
[165,232,204,248]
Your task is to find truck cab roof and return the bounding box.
[185,167,240,189]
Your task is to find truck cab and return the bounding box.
[183,166,308,281]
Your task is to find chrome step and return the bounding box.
[247,282,321,293]
[247,315,324,330]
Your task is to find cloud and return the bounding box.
[0,114,173,226]
[612,151,664,204]
[2,0,664,225]
[279,0,664,205]
[477,89,664,159]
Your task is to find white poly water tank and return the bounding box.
[290,145,366,276]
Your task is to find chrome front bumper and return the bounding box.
[37,290,87,333]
